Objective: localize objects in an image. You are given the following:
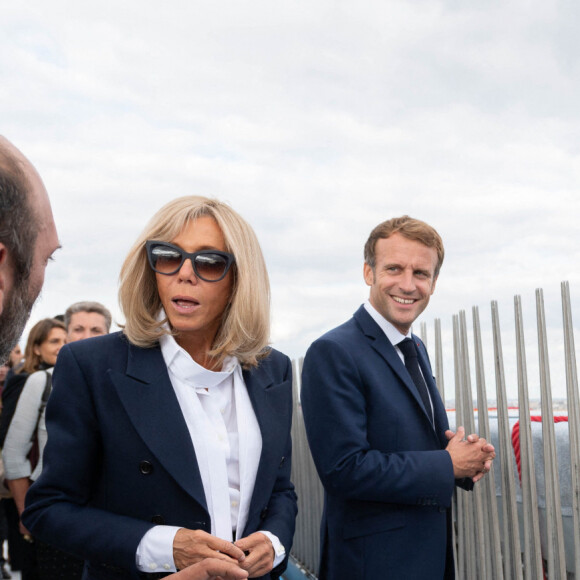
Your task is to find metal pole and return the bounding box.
[420,321,428,350]
[514,295,543,580]
[561,281,580,578]
[491,301,523,580]
[453,314,466,579]
[472,305,504,579]
[535,289,567,579]
[435,318,446,401]
[459,311,485,579]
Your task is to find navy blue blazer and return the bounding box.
[23,332,297,580]
[301,306,470,580]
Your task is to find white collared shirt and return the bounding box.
[136,331,285,572]
[364,300,434,421]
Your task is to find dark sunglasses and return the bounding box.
[146,241,235,282]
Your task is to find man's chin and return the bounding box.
[0,285,34,363]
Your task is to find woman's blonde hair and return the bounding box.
[119,196,270,368]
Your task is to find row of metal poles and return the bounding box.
[289,281,580,579]
[422,281,580,579]
[290,357,323,577]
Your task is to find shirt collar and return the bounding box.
[159,322,239,390]
[363,300,411,346]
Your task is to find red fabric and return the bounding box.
[510,415,568,580]
[511,415,568,481]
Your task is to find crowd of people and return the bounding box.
[0,135,496,580]
[0,302,111,579]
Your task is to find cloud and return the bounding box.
[2,0,578,400]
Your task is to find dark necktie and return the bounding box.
[397,338,433,425]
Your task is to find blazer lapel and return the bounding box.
[109,342,207,511]
[243,362,290,520]
[353,306,436,431]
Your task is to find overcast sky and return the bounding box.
[2,0,579,400]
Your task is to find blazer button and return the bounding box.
[151,515,165,525]
[139,460,154,475]
[260,507,268,519]
[192,521,207,528]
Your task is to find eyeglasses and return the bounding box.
[146,241,235,282]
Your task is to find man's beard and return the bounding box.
[0,279,34,364]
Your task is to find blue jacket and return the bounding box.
[301,306,471,580]
[24,332,297,579]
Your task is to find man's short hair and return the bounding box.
[0,141,37,284]
[64,301,113,332]
[364,215,445,276]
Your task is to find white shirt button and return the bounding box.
[148,563,157,570]
[163,563,171,570]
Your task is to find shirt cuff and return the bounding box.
[135,525,181,573]
[259,530,286,568]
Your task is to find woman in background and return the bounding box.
[2,318,66,580]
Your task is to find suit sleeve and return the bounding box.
[22,345,153,571]
[301,337,456,508]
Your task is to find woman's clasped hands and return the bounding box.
[173,529,275,579]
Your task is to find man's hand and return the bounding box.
[445,426,496,482]
[169,558,248,580]
[234,532,275,578]
[173,529,246,572]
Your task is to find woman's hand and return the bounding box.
[234,532,274,578]
[173,529,246,572]
[169,557,248,580]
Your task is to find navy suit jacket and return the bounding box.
[23,332,297,580]
[301,306,470,580]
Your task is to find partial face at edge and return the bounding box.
[0,140,59,361]
[26,167,59,306]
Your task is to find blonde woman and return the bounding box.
[24,197,297,580]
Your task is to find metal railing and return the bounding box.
[289,281,580,579]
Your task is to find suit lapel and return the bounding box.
[243,361,289,520]
[413,335,449,438]
[354,306,437,432]
[109,342,208,512]
[415,338,450,441]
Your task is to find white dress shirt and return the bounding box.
[364,300,434,422]
[136,331,285,573]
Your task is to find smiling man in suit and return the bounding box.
[301,215,495,580]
